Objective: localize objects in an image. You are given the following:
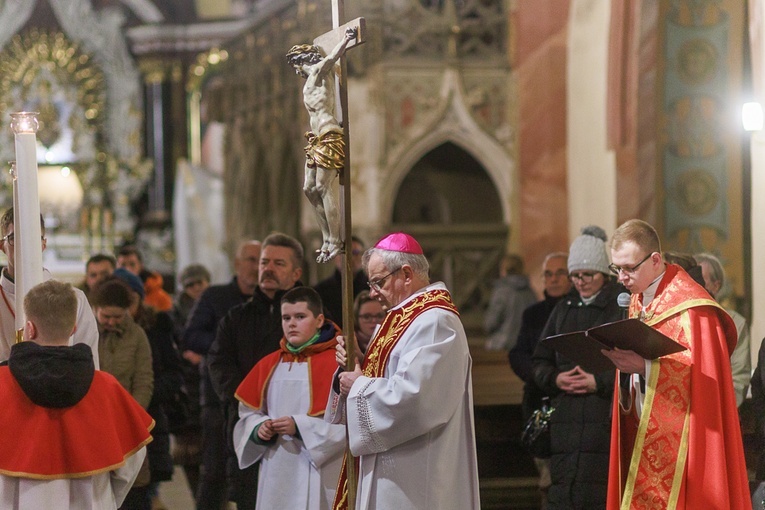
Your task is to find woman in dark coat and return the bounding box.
[532,226,622,510]
[113,269,184,510]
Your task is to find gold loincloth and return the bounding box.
[304,130,345,170]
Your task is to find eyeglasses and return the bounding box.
[184,280,205,289]
[367,267,401,292]
[569,272,597,283]
[359,313,385,321]
[2,233,45,247]
[608,252,653,275]
[543,269,569,279]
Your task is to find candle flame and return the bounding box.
[9,112,40,134]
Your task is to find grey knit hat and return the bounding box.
[179,264,211,287]
[568,225,610,274]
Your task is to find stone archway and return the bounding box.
[391,141,507,332]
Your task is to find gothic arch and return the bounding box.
[390,141,503,225]
[384,137,509,330]
[378,68,515,227]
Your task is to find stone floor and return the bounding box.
[156,467,195,510]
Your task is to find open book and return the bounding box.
[540,318,687,373]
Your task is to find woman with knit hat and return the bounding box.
[531,226,623,509]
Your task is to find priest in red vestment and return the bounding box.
[0,280,153,510]
[603,219,750,510]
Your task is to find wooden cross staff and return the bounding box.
[313,4,365,507]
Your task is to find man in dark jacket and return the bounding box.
[509,252,571,507]
[510,252,572,420]
[313,235,366,325]
[207,233,304,510]
[183,239,261,509]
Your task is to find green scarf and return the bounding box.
[284,331,321,355]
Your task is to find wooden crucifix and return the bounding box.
[286,3,365,508]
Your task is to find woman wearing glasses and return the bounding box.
[352,290,385,356]
[532,226,623,510]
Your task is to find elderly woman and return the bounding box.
[532,226,622,509]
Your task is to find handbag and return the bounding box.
[521,396,554,458]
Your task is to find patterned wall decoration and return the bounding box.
[663,0,729,250]
[0,27,151,246]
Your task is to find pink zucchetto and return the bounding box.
[374,232,424,254]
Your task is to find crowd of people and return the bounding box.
[495,220,755,509]
[1,214,482,510]
[4,204,762,510]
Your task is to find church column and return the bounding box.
[134,58,187,275]
[566,0,617,237]
[139,59,183,223]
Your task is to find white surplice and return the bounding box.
[0,447,145,510]
[325,282,481,510]
[0,270,99,367]
[234,361,346,510]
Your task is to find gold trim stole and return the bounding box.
[332,288,458,510]
[621,274,723,510]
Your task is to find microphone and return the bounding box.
[617,292,631,320]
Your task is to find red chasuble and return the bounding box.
[332,288,459,510]
[606,264,749,509]
[0,369,153,479]
[235,332,339,417]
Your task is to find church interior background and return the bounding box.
[1,0,762,507]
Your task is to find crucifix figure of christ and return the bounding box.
[288,8,365,509]
[286,18,363,264]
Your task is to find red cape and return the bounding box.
[235,335,339,417]
[0,368,153,479]
[607,264,749,509]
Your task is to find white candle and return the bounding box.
[10,113,44,335]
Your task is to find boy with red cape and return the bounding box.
[0,280,153,509]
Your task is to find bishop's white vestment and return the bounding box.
[326,282,481,510]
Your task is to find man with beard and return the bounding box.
[208,233,304,509]
[286,27,357,263]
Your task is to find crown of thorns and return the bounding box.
[286,44,321,61]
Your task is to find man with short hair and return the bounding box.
[603,219,749,509]
[330,232,480,510]
[0,208,99,366]
[183,239,261,509]
[313,235,367,325]
[117,245,172,311]
[208,233,304,510]
[695,252,751,407]
[508,252,572,504]
[78,253,116,305]
[0,280,152,509]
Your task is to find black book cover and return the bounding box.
[541,318,687,373]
